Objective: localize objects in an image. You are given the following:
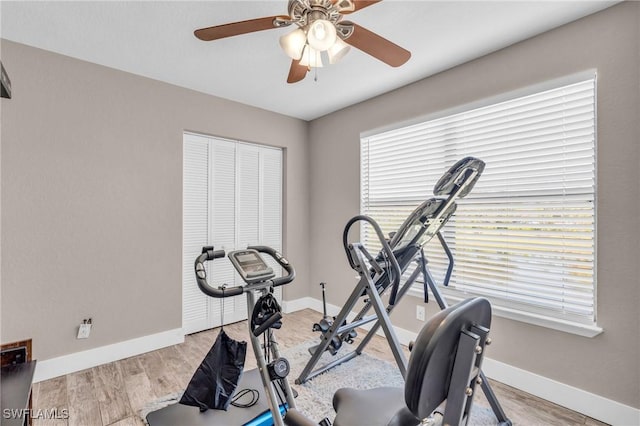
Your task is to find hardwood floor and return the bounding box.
[31,309,607,426]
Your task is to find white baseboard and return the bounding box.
[284,296,640,426]
[33,328,184,383]
[282,296,320,314]
[482,358,640,426]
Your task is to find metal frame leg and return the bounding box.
[354,267,421,357]
[247,291,285,426]
[363,271,408,377]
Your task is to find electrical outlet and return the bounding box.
[77,319,92,339]
[416,305,426,321]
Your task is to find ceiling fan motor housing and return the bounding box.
[288,0,344,28]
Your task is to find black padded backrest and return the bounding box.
[404,297,492,420]
[387,157,485,252]
[433,157,485,198]
[388,197,456,251]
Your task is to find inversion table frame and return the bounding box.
[295,157,512,426]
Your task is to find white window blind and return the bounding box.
[361,75,597,328]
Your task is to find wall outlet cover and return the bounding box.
[416,305,426,321]
[77,323,92,339]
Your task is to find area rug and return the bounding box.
[141,340,498,425]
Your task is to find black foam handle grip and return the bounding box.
[202,246,225,261]
[252,311,283,337]
[194,250,243,298]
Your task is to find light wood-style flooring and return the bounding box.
[31,309,607,426]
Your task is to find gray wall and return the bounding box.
[308,2,639,408]
[0,40,310,360]
[1,0,638,412]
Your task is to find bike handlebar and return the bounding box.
[194,245,296,298]
[194,249,244,298]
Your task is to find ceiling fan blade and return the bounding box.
[287,59,308,84]
[194,15,290,41]
[343,22,410,67]
[334,0,382,14]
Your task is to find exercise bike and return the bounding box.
[146,245,320,426]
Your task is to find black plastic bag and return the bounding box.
[179,329,247,411]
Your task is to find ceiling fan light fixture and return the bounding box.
[194,0,410,84]
[279,28,307,60]
[307,19,337,52]
[300,45,323,68]
[327,37,351,64]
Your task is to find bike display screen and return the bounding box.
[229,249,275,283]
[235,252,269,273]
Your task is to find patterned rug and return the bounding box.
[141,340,498,425]
[286,341,497,425]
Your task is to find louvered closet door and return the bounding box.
[182,134,210,334]
[235,144,260,319]
[183,134,283,334]
[209,139,239,326]
[260,146,284,303]
[234,144,283,319]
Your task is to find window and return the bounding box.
[361,73,599,336]
[183,133,283,334]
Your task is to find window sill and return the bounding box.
[489,304,602,337]
[407,287,603,338]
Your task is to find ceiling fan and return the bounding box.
[194,0,411,84]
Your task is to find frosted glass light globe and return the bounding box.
[279,28,306,60]
[307,19,337,52]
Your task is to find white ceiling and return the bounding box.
[1,1,618,121]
